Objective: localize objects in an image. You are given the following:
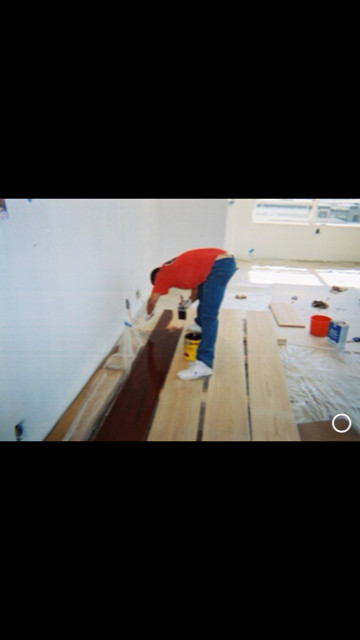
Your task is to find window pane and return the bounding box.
[254,200,313,222]
[316,200,360,224]
[253,198,360,225]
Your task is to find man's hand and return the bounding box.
[146,292,161,315]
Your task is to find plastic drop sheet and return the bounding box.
[279,344,360,433]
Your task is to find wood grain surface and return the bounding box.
[147,309,206,441]
[93,310,183,441]
[247,310,300,441]
[298,420,360,442]
[270,303,306,327]
[202,310,250,441]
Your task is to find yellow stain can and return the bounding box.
[184,332,201,361]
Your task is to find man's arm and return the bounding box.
[190,288,198,303]
[146,292,161,315]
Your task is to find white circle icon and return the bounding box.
[332,414,352,434]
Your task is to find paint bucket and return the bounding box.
[184,332,201,361]
[310,315,332,337]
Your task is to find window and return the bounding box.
[253,199,360,225]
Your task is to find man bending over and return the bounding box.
[147,247,237,381]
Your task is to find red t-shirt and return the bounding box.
[152,248,227,294]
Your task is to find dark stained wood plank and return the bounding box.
[93,310,183,441]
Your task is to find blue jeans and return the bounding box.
[195,257,237,368]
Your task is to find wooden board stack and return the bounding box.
[50,308,301,442]
[148,309,250,441]
[148,309,299,441]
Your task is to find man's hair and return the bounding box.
[150,268,160,285]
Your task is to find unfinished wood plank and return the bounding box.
[270,303,306,327]
[244,336,287,345]
[202,309,250,441]
[246,309,281,357]
[147,370,203,441]
[94,310,183,441]
[147,309,204,441]
[46,369,103,441]
[247,310,300,441]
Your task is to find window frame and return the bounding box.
[253,198,360,227]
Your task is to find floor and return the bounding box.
[149,258,360,436]
[231,259,360,435]
[48,259,360,441]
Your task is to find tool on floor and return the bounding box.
[312,300,329,309]
[346,336,360,343]
[330,286,348,293]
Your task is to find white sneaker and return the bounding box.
[188,321,202,334]
[177,360,213,381]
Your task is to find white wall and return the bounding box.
[0,198,227,441]
[0,199,159,441]
[225,199,360,262]
[157,199,229,264]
